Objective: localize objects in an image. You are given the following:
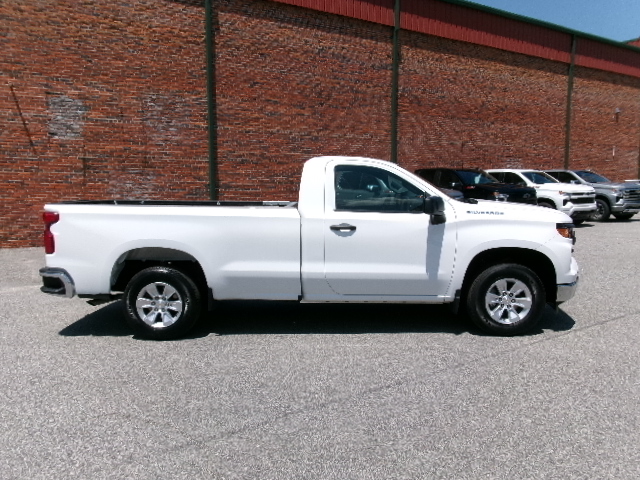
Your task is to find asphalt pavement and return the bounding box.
[1,219,639,479]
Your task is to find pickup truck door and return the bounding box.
[323,163,454,297]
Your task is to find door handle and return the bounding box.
[330,223,356,232]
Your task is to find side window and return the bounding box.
[439,170,459,188]
[334,165,425,213]
[490,172,505,182]
[419,170,437,183]
[503,172,525,185]
[555,172,573,183]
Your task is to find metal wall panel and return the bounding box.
[270,0,640,78]
[577,38,640,78]
[273,0,394,26]
[401,0,572,63]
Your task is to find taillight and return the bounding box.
[43,211,59,254]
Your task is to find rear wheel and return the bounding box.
[591,198,610,222]
[466,264,545,336]
[123,266,202,339]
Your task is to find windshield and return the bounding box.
[456,170,497,185]
[575,170,610,183]
[522,171,558,184]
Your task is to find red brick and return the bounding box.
[1,0,639,248]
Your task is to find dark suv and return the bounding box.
[415,168,538,204]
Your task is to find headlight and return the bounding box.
[556,223,576,244]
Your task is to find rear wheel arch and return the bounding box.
[111,247,208,297]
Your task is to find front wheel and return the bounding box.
[465,264,545,336]
[123,266,202,339]
[590,198,610,222]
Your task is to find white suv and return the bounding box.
[486,169,596,224]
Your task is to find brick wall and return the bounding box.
[214,0,392,200]
[397,31,569,174]
[1,0,210,248]
[571,68,640,181]
[1,0,639,248]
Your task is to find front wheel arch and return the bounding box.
[537,200,556,209]
[461,248,555,305]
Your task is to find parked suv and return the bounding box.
[544,169,640,221]
[487,169,596,224]
[414,168,537,204]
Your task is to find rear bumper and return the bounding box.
[39,267,76,298]
[556,275,579,304]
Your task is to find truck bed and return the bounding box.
[55,200,298,207]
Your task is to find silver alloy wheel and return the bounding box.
[484,277,533,325]
[135,281,184,329]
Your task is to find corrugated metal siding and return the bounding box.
[273,0,394,26]
[402,0,571,63]
[576,38,640,78]
[269,0,640,78]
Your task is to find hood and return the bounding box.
[592,181,640,191]
[451,198,572,223]
[535,182,594,195]
[474,182,536,193]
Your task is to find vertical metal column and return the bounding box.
[205,0,218,200]
[564,35,577,170]
[637,101,640,179]
[390,0,401,163]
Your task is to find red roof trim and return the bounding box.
[576,38,640,77]
[402,0,572,63]
[273,0,394,26]
[270,0,640,78]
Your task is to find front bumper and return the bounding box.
[571,209,596,221]
[612,203,640,214]
[39,267,76,298]
[556,275,579,304]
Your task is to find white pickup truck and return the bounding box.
[40,156,579,339]
[486,169,596,224]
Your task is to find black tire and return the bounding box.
[538,200,555,209]
[590,198,610,222]
[573,219,585,225]
[123,266,202,339]
[613,213,634,221]
[465,263,545,336]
